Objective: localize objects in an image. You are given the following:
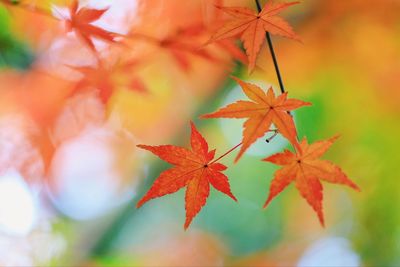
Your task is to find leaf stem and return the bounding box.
[209,142,242,164]
[265,129,279,143]
[255,0,286,94]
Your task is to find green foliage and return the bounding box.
[197,155,284,255]
[0,6,34,70]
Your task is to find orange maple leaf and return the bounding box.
[65,0,116,52]
[69,59,147,103]
[160,26,218,72]
[263,136,360,226]
[159,23,241,72]
[201,77,310,162]
[206,1,300,72]
[215,39,248,65]
[137,122,237,229]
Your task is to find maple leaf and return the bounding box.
[206,1,301,72]
[69,58,147,103]
[215,39,248,64]
[201,77,310,162]
[158,24,221,72]
[263,136,360,226]
[137,122,237,229]
[65,0,116,52]
[130,23,246,72]
[130,25,216,72]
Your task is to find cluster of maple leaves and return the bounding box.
[2,0,359,229]
[136,1,359,229]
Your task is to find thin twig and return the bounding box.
[209,142,242,165]
[255,0,301,148]
[255,0,286,94]
[266,129,279,143]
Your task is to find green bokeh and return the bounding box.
[0,6,34,70]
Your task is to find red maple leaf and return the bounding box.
[65,0,117,52]
[263,136,360,226]
[206,1,300,72]
[137,122,237,229]
[201,77,310,162]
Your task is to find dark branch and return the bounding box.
[255,0,286,94]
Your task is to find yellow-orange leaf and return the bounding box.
[206,2,300,72]
[263,136,360,226]
[201,77,310,162]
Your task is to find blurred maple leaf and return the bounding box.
[263,136,360,226]
[202,77,310,162]
[65,0,117,52]
[69,58,147,103]
[206,1,301,72]
[137,122,237,229]
[159,24,219,72]
[129,22,247,72]
[0,115,45,183]
[162,23,249,71]
[0,70,73,175]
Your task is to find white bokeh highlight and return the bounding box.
[0,170,37,236]
[49,126,126,220]
[298,237,360,267]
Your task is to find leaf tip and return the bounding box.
[350,181,361,192]
[136,144,147,149]
[304,101,313,106]
[263,196,273,209]
[199,113,215,119]
[317,210,325,227]
[233,154,241,164]
[230,75,242,83]
[330,134,341,142]
[230,194,238,202]
[354,185,361,192]
[262,156,272,163]
[184,218,192,230]
[136,199,145,208]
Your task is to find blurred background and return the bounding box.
[0,0,399,266]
